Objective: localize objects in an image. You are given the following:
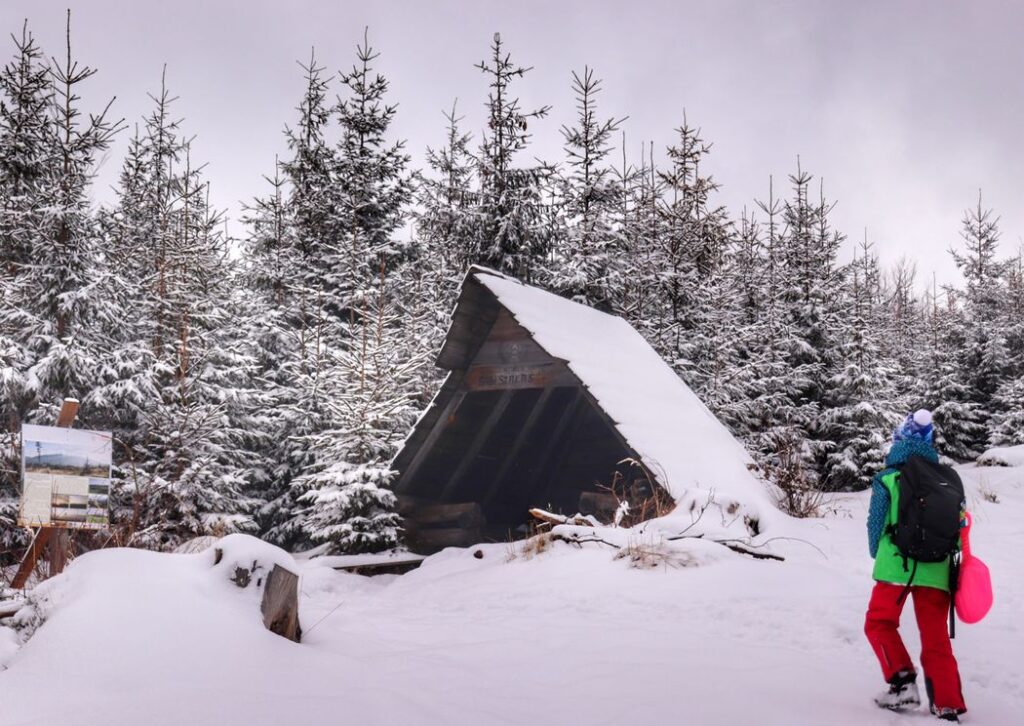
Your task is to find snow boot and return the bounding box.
[931,706,960,722]
[874,670,921,711]
[925,675,964,721]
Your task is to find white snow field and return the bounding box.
[1,463,1022,726]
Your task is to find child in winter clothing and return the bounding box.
[865,409,967,722]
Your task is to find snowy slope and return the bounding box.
[474,268,771,513]
[1,463,1021,726]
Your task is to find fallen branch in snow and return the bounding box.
[528,508,600,528]
[662,525,787,561]
[712,540,785,562]
[551,532,619,549]
[550,526,786,563]
[0,598,25,620]
[719,535,827,560]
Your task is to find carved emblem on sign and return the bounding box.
[500,340,524,364]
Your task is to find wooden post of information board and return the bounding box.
[10,398,79,588]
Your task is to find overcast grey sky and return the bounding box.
[3,0,1022,285]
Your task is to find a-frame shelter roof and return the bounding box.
[397,266,771,512]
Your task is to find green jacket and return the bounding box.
[872,470,954,591]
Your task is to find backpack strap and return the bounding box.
[948,553,960,639]
[896,560,918,605]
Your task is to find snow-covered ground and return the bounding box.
[1,462,1021,726]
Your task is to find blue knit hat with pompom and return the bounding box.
[892,409,934,444]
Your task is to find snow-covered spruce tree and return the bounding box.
[291,273,426,553]
[327,30,414,319]
[738,169,845,495]
[548,67,624,311]
[689,222,758,436]
[921,284,984,461]
[1004,248,1024,371]
[1,13,122,417]
[282,32,417,553]
[416,100,478,275]
[989,375,1024,447]
[279,51,336,306]
[410,101,478,396]
[989,249,1024,446]
[822,239,898,490]
[778,169,847,488]
[243,161,292,308]
[239,53,342,548]
[0,22,53,553]
[945,195,1011,457]
[237,162,308,544]
[728,180,814,494]
[0,16,122,552]
[138,151,259,548]
[0,22,51,274]
[243,44,410,550]
[715,207,780,440]
[617,140,663,336]
[653,118,736,400]
[884,257,928,406]
[87,125,160,536]
[474,32,551,282]
[89,78,257,549]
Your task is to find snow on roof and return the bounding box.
[472,267,773,511]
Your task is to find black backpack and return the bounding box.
[888,454,966,635]
[890,455,965,564]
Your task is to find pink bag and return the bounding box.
[955,512,993,624]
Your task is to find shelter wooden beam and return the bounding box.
[394,390,467,495]
[524,389,584,507]
[480,386,555,512]
[438,389,515,502]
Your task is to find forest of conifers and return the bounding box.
[2,19,1022,562]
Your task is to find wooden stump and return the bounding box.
[260,564,301,643]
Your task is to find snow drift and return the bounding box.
[978,443,1024,467]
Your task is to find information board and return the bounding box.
[18,423,112,530]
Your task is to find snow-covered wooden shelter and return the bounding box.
[392,267,769,552]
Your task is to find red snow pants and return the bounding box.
[864,582,966,713]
